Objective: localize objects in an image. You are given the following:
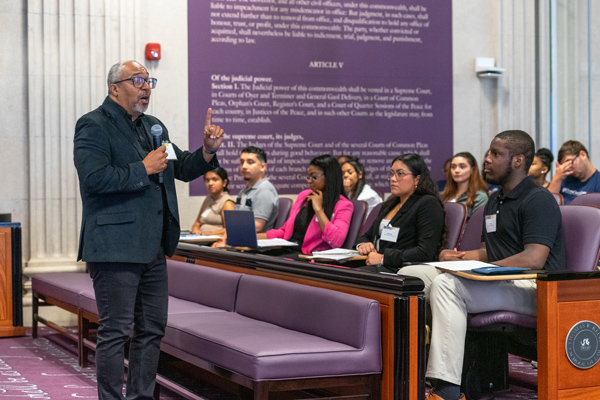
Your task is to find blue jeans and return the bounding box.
[88,250,168,400]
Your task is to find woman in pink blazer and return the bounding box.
[261,154,354,254]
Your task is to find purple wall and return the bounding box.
[188,0,452,195]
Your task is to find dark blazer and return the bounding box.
[74,97,217,263]
[355,193,445,268]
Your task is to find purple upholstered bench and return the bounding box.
[32,260,382,399]
[166,258,242,315]
[161,274,382,400]
[32,272,93,341]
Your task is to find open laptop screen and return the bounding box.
[224,210,258,248]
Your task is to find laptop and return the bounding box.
[224,210,259,248]
[224,210,297,249]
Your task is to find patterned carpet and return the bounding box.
[0,327,539,399]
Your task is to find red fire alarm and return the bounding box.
[145,43,161,61]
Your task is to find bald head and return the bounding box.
[107,61,151,120]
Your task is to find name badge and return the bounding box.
[163,141,177,160]
[485,215,497,233]
[381,225,399,242]
[201,208,211,218]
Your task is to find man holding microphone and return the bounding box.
[74,60,223,399]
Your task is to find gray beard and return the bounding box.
[134,103,148,114]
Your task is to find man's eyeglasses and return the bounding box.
[306,173,324,181]
[387,170,413,179]
[113,76,157,89]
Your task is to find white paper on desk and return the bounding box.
[256,239,298,248]
[426,260,498,271]
[307,248,360,261]
[179,234,222,241]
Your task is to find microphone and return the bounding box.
[150,124,164,183]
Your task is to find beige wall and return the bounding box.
[1,0,598,276]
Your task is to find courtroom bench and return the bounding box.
[31,259,382,400]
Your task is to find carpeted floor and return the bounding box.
[0,327,97,399]
[0,327,539,399]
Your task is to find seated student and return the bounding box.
[355,153,445,269]
[191,167,235,235]
[337,154,357,166]
[528,147,554,188]
[212,146,278,247]
[547,140,600,204]
[399,131,564,400]
[233,146,279,231]
[341,159,383,217]
[482,150,500,193]
[436,157,452,192]
[260,154,353,254]
[441,152,488,219]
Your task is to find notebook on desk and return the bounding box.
[224,210,297,249]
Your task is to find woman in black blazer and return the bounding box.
[355,153,445,268]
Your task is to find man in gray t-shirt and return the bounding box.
[234,146,278,232]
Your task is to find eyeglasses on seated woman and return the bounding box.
[258,154,354,255]
[355,153,446,269]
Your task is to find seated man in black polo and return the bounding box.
[423,130,565,400]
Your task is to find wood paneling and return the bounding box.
[537,280,559,400]
[557,279,600,302]
[409,296,419,400]
[539,278,600,399]
[557,300,600,389]
[0,229,10,323]
[558,386,600,399]
[0,227,25,337]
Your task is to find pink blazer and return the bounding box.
[267,190,354,254]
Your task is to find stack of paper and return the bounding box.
[179,234,222,241]
[256,239,298,248]
[426,260,498,271]
[306,248,361,261]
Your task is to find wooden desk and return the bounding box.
[174,243,426,400]
[538,272,600,399]
[441,267,600,398]
[436,267,542,281]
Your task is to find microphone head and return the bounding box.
[150,124,163,137]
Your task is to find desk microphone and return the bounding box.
[150,124,164,183]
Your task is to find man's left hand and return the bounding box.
[203,108,224,152]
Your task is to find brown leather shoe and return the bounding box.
[425,391,466,400]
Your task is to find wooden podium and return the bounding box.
[538,273,600,399]
[0,223,26,337]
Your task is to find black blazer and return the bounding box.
[74,97,217,263]
[355,194,445,268]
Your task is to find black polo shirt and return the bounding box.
[482,176,565,272]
